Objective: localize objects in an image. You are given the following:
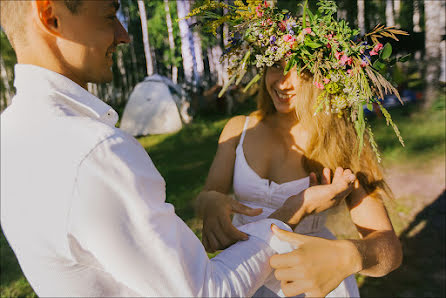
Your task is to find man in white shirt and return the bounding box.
[0,1,357,296]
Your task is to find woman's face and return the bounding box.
[265,60,300,114]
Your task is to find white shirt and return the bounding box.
[1,64,294,297]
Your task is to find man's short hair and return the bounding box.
[0,0,82,49]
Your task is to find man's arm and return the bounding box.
[68,132,293,297]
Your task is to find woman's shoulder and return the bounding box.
[218,115,247,145]
[218,114,257,143]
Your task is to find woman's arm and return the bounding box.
[196,115,263,252]
[269,182,402,297]
[346,182,403,276]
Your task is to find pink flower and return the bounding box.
[360,48,364,54]
[326,34,333,40]
[373,43,383,52]
[347,69,353,75]
[339,55,352,66]
[305,27,312,34]
[335,51,343,60]
[360,61,368,67]
[264,0,269,8]
[279,21,287,32]
[267,18,273,25]
[323,78,330,84]
[370,50,378,56]
[283,34,295,43]
[313,81,324,89]
[256,5,263,17]
[326,43,331,49]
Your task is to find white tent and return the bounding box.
[120,75,190,136]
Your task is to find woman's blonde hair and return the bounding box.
[255,70,391,198]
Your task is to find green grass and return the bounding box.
[369,95,446,166]
[1,95,444,297]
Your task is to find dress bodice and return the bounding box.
[232,117,327,234]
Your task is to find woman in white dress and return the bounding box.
[196,63,402,297]
[189,1,404,296]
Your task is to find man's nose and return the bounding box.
[115,20,130,45]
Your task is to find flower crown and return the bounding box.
[185,0,409,161]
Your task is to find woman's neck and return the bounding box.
[269,111,300,131]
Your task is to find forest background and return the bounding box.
[1,0,445,297]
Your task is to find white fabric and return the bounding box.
[232,116,360,297]
[1,64,295,297]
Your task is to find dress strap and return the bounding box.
[239,116,250,146]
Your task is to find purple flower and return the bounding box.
[272,46,278,52]
[259,34,264,39]
[270,35,276,45]
[289,29,294,35]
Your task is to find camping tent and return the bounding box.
[120,75,190,136]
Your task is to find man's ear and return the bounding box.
[35,0,60,35]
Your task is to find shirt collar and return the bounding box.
[13,64,119,126]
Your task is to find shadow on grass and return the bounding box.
[360,190,446,297]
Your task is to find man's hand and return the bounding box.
[270,225,362,297]
[198,191,263,253]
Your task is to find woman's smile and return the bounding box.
[273,88,295,104]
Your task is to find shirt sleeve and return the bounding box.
[68,132,294,297]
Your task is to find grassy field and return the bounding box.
[1,95,444,297]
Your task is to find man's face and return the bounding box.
[56,0,129,85]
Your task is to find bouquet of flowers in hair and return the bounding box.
[184,0,409,160]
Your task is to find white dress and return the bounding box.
[232,117,360,297]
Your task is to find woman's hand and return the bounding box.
[303,167,356,215]
[269,167,356,228]
[197,191,263,253]
[270,225,362,297]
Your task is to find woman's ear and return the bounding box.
[34,0,60,35]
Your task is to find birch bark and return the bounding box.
[138,0,154,76]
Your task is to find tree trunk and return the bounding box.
[177,0,198,89]
[0,55,12,110]
[386,0,395,27]
[394,0,401,25]
[413,0,422,32]
[193,29,204,86]
[164,0,178,84]
[423,0,443,109]
[138,0,154,76]
[357,0,365,35]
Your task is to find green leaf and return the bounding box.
[380,43,392,60]
[307,8,314,23]
[305,42,322,49]
[367,103,373,111]
[373,60,386,71]
[398,54,411,63]
[302,0,308,28]
[243,73,262,93]
[284,57,297,74]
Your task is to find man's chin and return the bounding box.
[90,71,113,85]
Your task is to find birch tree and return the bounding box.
[0,55,12,110]
[423,0,443,108]
[413,0,422,32]
[177,0,198,89]
[386,0,395,27]
[138,0,154,76]
[357,0,365,35]
[394,0,401,25]
[164,0,178,84]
